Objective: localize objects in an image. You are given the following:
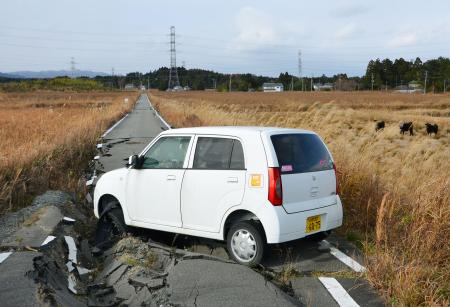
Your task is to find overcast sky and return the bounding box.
[1,0,449,76]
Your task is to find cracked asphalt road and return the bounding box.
[92,92,385,307]
[0,93,385,307]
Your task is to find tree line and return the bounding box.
[115,56,450,92]
[363,57,450,92]
[1,57,449,92]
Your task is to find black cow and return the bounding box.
[425,123,438,135]
[375,120,385,131]
[399,122,414,135]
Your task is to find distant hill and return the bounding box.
[5,70,108,79]
[0,72,22,79]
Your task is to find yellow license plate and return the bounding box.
[305,215,321,233]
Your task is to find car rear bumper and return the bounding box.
[261,195,343,244]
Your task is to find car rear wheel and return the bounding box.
[227,221,265,266]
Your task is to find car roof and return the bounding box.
[160,126,314,137]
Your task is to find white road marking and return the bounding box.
[63,217,76,223]
[0,252,12,264]
[68,274,77,294]
[64,236,77,264]
[146,95,171,129]
[96,143,103,149]
[319,277,360,307]
[101,113,129,138]
[86,175,97,186]
[77,266,92,275]
[66,261,75,272]
[41,235,56,246]
[323,240,366,273]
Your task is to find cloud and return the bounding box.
[388,33,418,48]
[334,23,358,40]
[231,6,279,50]
[387,25,450,48]
[330,3,368,18]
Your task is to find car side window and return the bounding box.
[141,136,191,169]
[193,137,245,170]
[230,140,245,169]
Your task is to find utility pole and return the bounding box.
[147,77,150,90]
[111,67,114,89]
[444,79,447,93]
[310,74,313,91]
[371,73,374,91]
[424,71,428,94]
[298,50,302,91]
[290,76,294,91]
[229,74,232,92]
[168,26,180,90]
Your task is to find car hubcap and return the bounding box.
[231,229,257,262]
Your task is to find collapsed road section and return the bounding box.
[0,93,385,306]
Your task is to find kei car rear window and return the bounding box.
[271,134,333,174]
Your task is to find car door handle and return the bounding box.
[167,175,176,181]
[227,177,238,183]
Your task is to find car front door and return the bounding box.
[126,135,192,227]
[181,136,246,233]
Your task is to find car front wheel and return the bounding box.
[95,206,127,249]
[226,221,265,266]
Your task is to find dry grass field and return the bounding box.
[0,91,138,213]
[151,90,450,306]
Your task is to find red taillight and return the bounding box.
[333,163,340,195]
[268,167,283,206]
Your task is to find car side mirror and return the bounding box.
[127,154,141,169]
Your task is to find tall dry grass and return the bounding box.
[0,91,138,213]
[150,90,450,306]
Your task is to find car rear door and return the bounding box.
[180,136,246,233]
[270,133,336,214]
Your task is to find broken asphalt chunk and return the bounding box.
[64,236,78,264]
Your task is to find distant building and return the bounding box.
[313,83,334,91]
[408,81,422,90]
[395,82,422,93]
[166,85,184,92]
[262,82,284,92]
[124,84,135,90]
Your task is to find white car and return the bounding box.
[94,127,343,265]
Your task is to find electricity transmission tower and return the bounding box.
[298,50,303,91]
[70,57,76,78]
[168,26,180,90]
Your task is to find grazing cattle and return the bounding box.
[425,123,438,135]
[399,122,414,135]
[375,120,385,131]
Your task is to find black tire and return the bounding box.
[95,206,127,248]
[226,221,265,266]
